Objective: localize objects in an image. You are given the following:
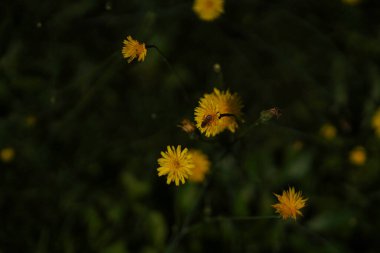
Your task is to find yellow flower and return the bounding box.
[212,88,243,133]
[157,145,194,186]
[272,187,307,220]
[122,36,147,63]
[178,118,196,134]
[194,88,243,137]
[195,94,222,137]
[189,149,210,183]
[341,0,361,5]
[320,123,337,140]
[193,0,224,21]
[1,147,15,163]
[349,146,366,166]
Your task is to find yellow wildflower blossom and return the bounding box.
[195,94,222,137]
[122,36,147,63]
[272,187,307,220]
[193,0,224,21]
[157,145,194,186]
[349,146,366,166]
[320,123,337,140]
[212,88,243,133]
[194,88,243,137]
[1,147,15,163]
[189,149,210,183]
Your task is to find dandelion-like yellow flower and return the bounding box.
[349,146,366,166]
[213,88,243,133]
[189,149,210,183]
[272,187,307,220]
[1,147,15,163]
[320,123,337,140]
[122,36,147,63]
[194,88,243,137]
[193,0,224,21]
[178,119,196,134]
[157,145,194,186]
[195,94,222,137]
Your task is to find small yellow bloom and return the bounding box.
[122,36,147,63]
[349,146,366,166]
[193,0,224,21]
[157,145,194,186]
[320,123,337,140]
[178,119,196,134]
[272,187,307,220]
[341,0,361,5]
[195,94,222,137]
[189,149,210,183]
[194,88,243,137]
[1,147,15,163]
[212,88,243,133]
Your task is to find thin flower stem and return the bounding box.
[165,181,210,253]
[294,223,340,252]
[147,45,190,102]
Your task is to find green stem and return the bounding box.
[147,45,190,102]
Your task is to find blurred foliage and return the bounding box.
[1,0,380,252]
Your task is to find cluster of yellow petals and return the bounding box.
[157,146,211,186]
[193,0,224,21]
[122,36,147,63]
[157,146,194,186]
[194,88,243,137]
[188,149,210,183]
[272,187,307,220]
[349,146,366,166]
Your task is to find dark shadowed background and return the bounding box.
[1,0,380,252]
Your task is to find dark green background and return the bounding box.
[1,0,380,252]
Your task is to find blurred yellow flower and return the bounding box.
[178,118,196,134]
[349,146,366,166]
[371,108,380,137]
[193,0,224,21]
[157,145,194,186]
[189,149,210,183]
[194,88,243,137]
[320,123,337,140]
[341,0,361,5]
[122,36,147,63]
[1,147,15,163]
[272,187,307,220]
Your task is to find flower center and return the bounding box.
[205,0,214,9]
[172,159,181,169]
